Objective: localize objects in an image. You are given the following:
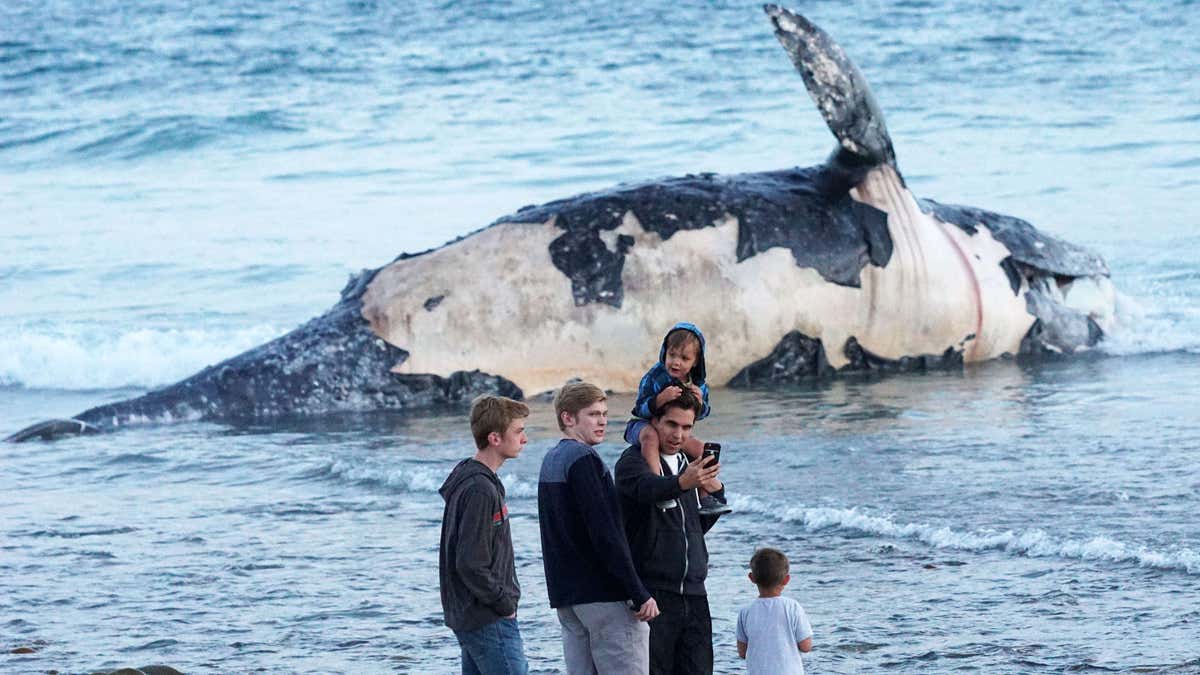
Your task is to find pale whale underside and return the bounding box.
[6,5,1114,442]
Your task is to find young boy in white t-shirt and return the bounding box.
[735,548,813,675]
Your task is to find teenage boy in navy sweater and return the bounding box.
[538,382,662,674]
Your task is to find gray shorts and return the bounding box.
[556,601,650,675]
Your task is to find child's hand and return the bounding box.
[689,383,703,401]
[654,386,682,409]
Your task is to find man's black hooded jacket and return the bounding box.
[614,448,726,596]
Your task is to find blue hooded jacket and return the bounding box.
[631,322,711,421]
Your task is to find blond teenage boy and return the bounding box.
[538,382,660,674]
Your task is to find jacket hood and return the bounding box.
[439,457,501,501]
[657,322,707,385]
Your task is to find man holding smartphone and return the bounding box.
[614,387,728,675]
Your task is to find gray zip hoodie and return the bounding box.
[438,458,520,632]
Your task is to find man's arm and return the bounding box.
[615,449,684,505]
[452,488,516,617]
[618,452,720,507]
[567,454,652,607]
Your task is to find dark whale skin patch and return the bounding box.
[505,166,895,307]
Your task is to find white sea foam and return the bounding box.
[0,324,285,390]
[500,473,540,499]
[1098,290,1200,356]
[731,496,1200,575]
[318,458,539,499]
[319,458,444,493]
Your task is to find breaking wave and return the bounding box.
[0,324,285,390]
[1098,290,1200,357]
[733,496,1200,575]
[312,458,539,500]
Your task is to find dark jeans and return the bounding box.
[648,591,713,675]
[453,617,529,675]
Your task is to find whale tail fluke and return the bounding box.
[764,5,898,174]
[5,418,101,443]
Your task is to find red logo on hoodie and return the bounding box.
[492,503,508,526]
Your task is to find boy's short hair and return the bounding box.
[750,548,790,588]
[470,395,529,449]
[665,328,700,353]
[553,382,606,431]
[653,385,703,421]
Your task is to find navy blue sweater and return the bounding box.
[537,439,651,609]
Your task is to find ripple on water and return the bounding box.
[102,452,167,465]
[15,526,138,539]
[117,638,180,652]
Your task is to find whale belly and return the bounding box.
[851,166,1035,364]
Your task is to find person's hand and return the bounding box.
[700,476,723,493]
[654,386,682,409]
[634,597,660,622]
[689,383,703,401]
[678,454,719,491]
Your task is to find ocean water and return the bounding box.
[2,0,1199,672]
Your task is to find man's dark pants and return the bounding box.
[648,591,713,675]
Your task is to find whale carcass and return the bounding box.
[6,5,1116,441]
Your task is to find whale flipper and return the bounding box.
[764,4,897,171]
[5,418,99,443]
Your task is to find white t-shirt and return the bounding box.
[735,596,813,675]
[661,451,685,476]
[655,452,688,510]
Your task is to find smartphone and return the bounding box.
[702,442,721,465]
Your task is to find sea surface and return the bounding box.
[3,0,1199,672]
